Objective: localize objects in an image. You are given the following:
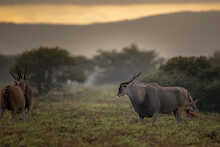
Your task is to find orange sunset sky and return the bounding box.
[0,0,220,25]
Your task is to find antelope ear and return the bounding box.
[14,81,18,85]
[9,71,17,80]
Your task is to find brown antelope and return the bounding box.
[12,69,34,114]
[0,71,33,121]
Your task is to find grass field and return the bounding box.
[0,85,220,147]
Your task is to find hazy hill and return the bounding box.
[0,11,220,57]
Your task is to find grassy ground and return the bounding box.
[0,85,220,147]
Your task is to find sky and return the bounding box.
[0,0,220,24]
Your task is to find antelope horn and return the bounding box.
[21,72,25,80]
[24,65,28,80]
[9,71,17,80]
[134,72,142,78]
[18,73,22,80]
[120,72,142,85]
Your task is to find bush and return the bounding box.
[202,80,220,112]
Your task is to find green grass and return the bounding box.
[0,85,220,147]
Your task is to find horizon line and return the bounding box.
[0,10,219,26]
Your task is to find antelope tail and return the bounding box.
[187,91,194,103]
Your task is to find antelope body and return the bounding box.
[0,71,32,121]
[0,85,26,120]
[117,72,198,125]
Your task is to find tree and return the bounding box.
[93,44,164,84]
[73,56,95,77]
[161,56,210,78]
[12,47,85,94]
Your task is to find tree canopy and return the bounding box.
[11,47,86,94]
[93,44,164,84]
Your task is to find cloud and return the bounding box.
[0,0,220,5]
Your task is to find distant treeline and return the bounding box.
[0,44,162,93]
[142,52,220,112]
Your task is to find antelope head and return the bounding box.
[9,67,28,91]
[117,72,141,97]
